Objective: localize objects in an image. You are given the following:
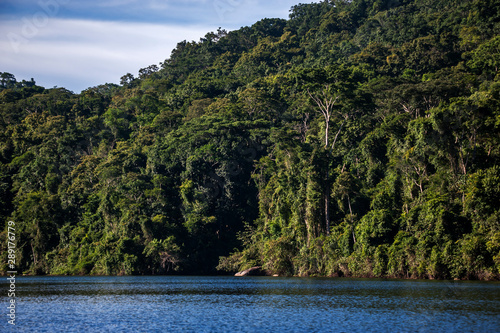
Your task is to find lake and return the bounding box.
[3,276,500,332]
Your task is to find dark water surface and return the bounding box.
[3,276,500,332]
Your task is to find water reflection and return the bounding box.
[5,276,500,332]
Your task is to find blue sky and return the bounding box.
[0,0,317,92]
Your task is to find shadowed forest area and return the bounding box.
[1,0,500,279]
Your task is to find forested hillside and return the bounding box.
[1,0,500,279]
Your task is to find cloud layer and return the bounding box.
[0,0,316,92]
[1,0,306,25]
[0,18,210,91]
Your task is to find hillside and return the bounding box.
[1,0,500,279]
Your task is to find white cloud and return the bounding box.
[0,0,319,92]
[97,0,139,8]
[0,18,211,92]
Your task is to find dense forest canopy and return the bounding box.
[1,0,500,279]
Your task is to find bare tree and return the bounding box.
[307,85,339,148]
[307,85,344,234]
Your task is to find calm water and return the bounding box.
[2,276,500,332]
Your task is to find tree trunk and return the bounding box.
[325,169,330,235]
[325,119,329,148]
[307,87,339,236]
[325,192,330,234]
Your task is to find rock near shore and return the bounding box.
[234,266,267,277]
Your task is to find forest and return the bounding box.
[1,0,499,279]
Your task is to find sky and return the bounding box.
[0,0,317,93]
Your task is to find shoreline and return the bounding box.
[5,272,500,282]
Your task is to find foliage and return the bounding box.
[1,0,499,279]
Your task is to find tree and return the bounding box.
[120,73,135,87]
[306,77,350,235]
[307,85,340,148]
[0,72,17,90]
